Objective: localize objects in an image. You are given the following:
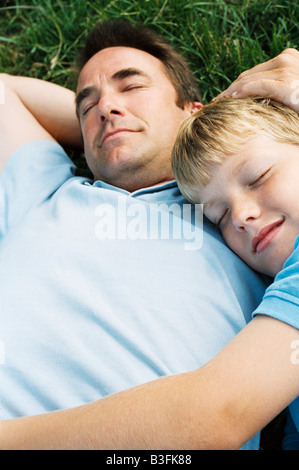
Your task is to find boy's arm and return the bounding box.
[0,74,81,174]
[2,315,299,450]
[216,48,299,113]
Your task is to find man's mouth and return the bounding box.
[101,129,135,146]
[252,219,285,254]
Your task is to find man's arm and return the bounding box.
[2,315,299,450]
[215,48,299,113]
[2,52,299,450]
[0,74,82,174]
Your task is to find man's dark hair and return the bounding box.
[77,19,202,108]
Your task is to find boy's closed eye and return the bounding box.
[248,168,272,188]
[216,209,229,228]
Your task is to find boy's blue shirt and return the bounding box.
[253,235,299,443]
[253,236,299,329]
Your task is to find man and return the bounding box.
[1,20,296,450]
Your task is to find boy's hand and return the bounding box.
[215,48,299,114]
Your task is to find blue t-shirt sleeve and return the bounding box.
[252,237,299,330]
[0,140,77,237]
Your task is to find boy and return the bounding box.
[172,96,299,448]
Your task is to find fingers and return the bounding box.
[215,70,286,100]
[216,48,299,97]
[213,48,299,112]
[227,79,280,99]
[280,48,299,59]
[239,48,299,77]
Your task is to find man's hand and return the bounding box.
[215,48,299,113]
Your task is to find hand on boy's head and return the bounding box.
[215,48,299,114]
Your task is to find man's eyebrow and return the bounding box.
[111,67,151,81]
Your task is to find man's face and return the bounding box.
[76,47,199,191]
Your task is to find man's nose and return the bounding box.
[96,92,123,122]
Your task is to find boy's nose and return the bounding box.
[231,199,261,232]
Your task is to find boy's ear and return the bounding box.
[185,101,203,114]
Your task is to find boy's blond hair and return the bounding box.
[172,97,299,203]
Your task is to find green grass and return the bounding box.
[1,0,299,101]
[0,0,297,449]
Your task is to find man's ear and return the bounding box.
[185,101,203,114]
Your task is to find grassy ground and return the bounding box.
[1,0,299,101]
[0,0,298,450]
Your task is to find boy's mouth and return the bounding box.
[252,218,285,254]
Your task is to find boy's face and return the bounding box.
[198,135,299,277]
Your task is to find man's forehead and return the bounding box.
[77,46,165,90]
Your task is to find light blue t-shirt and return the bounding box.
[0,141,268,449]
[253,235,299,445]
